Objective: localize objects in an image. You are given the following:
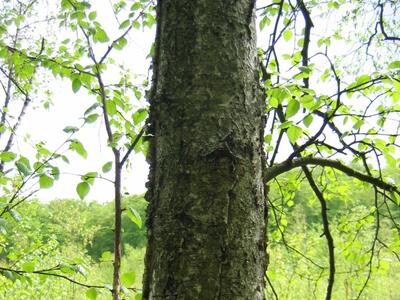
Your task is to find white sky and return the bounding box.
[15,0,155,202]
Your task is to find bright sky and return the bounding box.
[16,0,155,202]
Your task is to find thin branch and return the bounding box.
[0,266,140,292]
[296,0,313,88]
[378,2,400,42]
[302,167,335,300]
[266,274,279,299]
[120,124,147,167]
[98,1,153,65]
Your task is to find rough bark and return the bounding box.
[143,0,267,299]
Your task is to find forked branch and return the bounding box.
[265,157,399,195]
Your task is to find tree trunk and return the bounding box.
[143,0,267,299]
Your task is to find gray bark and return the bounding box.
[143,0,267,299]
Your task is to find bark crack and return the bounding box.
[216,157,238,300]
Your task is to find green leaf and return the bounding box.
[86,288,97,300]
[51,166,60,180]
[297,38,304,47]
[127,207,142,228]
[132,20,140,29]
[391,192,400,206]
[84,103,100,115]
[0,151,17,162]
[144,13,156,27]
[388,61,400,70]
[300,95,314,110]
[259,16,271,30]
[355,74,371,85]
[72,78,82,93]
[15,160,31,177]
[88,11,97,21]
[286,99,300,118]
[283,30,293,41]
[2,270,16,282]
[135,293,142,300]
[105,100,117,116]
[102,161,113,173]
[101,251,113,261]
[77,182,90,200]
[10,210,22,222]
[384,153,396,168]
[264,134,272,144]
[22,262,35,273]
[14,15,25,27]
[63,126,79,133]
[389,135,397,144]
[269,97,279,108]
[119,20,130,29]
[85,113,99,123]
[303,115,313,127]
[131,2,142,10]
[39,174,54,189]
[81,172,98,185]
[115,37,128,50]
[95,28,109,43]
[132,108,147,125]
[287,125,303,143]
[328,1,340,9]
[121,271,136,287]
[60,263,76,275]
[70,140,88,159]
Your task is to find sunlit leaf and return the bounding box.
[70,140,88,159]
[63,126,79,133]
[39,174,54,189]
[101,251,113,261]
[127,207,142,228]
[88,11,97,21]
[303,115,313,127]
[76,182,90,200]
[102,161,112,173]
[86,288,97,300]
[287,125,303,143]
[135,293,142,300]
[22,262,35,273]
[81,172,97,185]
[121,271,136,287]
[286,99,300,118]
[72,78,82,93]
[85,113,99,123]
[119,20,130,30]
[0,151,17,162]
[388,61,400,70]
[283,30,293,41]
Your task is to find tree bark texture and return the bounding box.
[143,0,267,299]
